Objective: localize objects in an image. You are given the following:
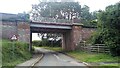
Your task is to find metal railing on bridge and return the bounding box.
[31,17,72,23]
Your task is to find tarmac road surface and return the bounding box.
[35,48,88,68]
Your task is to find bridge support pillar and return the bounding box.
[62,31,72,51]
[62,34,65,50]
[62,23,82,51]
[29,31,32,52]
[70,23,82,50]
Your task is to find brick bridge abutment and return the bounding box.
[62,23,82,51]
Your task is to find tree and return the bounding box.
[92,2,120,56]
[81,5,97,26]
[17,12,30,21]
[81,5,91,21]
[30,2,81,22]
[37,33,61,47]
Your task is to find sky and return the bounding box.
[32,33,41,41]
[0,0,119,14]
[0,0,119,41]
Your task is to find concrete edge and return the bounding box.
[82,62,89,66]
[31,53,44,67]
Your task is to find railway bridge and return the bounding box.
[30,21,83,51]
[1,13,95,51]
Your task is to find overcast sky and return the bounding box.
[0,0,119,40]
[0,0,119,14]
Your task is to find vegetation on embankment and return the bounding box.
[1,40,32,68]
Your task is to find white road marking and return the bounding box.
[53,54,67,62]
[53,54,83,66]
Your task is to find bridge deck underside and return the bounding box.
[31,27,71,33]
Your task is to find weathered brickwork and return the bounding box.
[17,22,30,43]
[2,21,30,43]
[70,25,82,50]
[2,20,96,51]
[2,21,17,39]
[81,28,96,41]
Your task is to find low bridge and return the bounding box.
[30,22,83,51]
[2,16,95,51]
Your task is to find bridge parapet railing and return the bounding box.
[31,17,72,23]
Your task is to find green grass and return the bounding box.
[35,46,63,52]
[1,39,32,68]
[101,63,119,66]
[0,39,2,68]
[66,50,120,66]
[88,66,119,68]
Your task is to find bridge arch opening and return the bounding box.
[30,21,83,51]
[30,28,72,51]
[32,32,62,48]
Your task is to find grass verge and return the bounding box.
[66,50,120,67]
[35,46,63,52]
[1,39,32,68]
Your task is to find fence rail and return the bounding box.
[77,43,110,53]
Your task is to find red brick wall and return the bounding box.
[2,21,96,50]
[81,28,96,41]
[70,25,96,50]
[2,21,30,43]
[2,21,18,39]
[71,25,82,47]
[17,22,30,43]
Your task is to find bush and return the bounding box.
[32,39,61,47]
[32,40,42,47]
[91,2,120,56]
[90,30,104,44]
[91,29,120,56]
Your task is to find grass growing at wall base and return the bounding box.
[1,40,32,67]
